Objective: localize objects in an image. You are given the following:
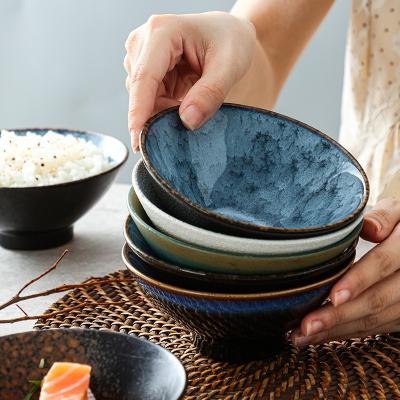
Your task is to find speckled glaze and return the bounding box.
[124,217,356,293]
[122,243,353,361]
[0,128,128,250]
[0,329,186,400]
[133,160,364,256]
[140,104,369,239]
[128,187,361,274]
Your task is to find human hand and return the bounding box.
[292,198,400,346]
[124,11,257,151]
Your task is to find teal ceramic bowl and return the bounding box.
[128,187,362,274]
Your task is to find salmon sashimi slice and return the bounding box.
[39,362,92,400]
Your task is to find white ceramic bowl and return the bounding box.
[133,160,364,256]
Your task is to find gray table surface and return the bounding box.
[0,183,374,337]
[0,183,130,336]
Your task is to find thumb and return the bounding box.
[179,57,237,130]
[361,198,400,242]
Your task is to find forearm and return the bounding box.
[227,0,334,108]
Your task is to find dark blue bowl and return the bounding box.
[122,243,352,362]
[0,329,186,399]
[0,128,128,250]
[141,104,369,239]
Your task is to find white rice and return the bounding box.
[0,130,112,187]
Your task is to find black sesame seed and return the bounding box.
[41,163,45,167]
[53,155,57,159]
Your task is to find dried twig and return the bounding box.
[0,301,125,324]
[0,250,69,312]
[0,277,132,313]
[17,250,69,297]
[15,304,28,317]
[0,250,132,324]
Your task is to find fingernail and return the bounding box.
[293,335,312,347]
[306,320,324,336]
[367,217,382,234]
[180,105,203,130]
[333,289,351,306]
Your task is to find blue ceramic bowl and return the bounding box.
[140,104,369,239]
[124,214,357,293]
[122,243,352,362]
[0,128,128,250]
[0,329,186,399]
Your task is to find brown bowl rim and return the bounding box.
[122,242,354,300]
[123,213,358,282]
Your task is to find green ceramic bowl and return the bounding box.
[128,188,362,274]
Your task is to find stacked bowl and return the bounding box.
[122,104,369,362]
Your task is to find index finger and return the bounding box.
[361,198,400,243]
[128,30,182,147]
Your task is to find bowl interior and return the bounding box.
[142,105,367,232]
[0,329,186,400]
[9,128,128,173]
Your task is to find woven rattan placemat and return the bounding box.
[34,269,400,399]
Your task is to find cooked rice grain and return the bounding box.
[0,130,112,187]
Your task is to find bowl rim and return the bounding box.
[127,186,363,261]
[122,242,354,300]
[0,127,129,190]
[140,103,370,236]
[124,213,358,282]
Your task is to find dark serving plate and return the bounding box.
[140,104,368,239]
[0,329,186,400]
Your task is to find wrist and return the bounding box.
[226,37,280,110]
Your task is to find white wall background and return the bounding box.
[0,0,350,183]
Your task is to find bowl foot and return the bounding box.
[193,334,287,363]
[0,226,73,250]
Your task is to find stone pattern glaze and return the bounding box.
[0,329,186,400]
[145,106,365,229]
